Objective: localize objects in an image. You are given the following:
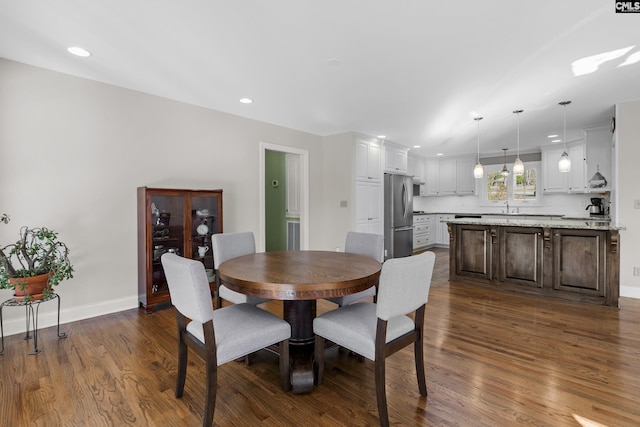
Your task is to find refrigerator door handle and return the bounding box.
[402,180,408,218]
[395,226,414,231]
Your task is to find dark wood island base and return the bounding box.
[447,218,622,307]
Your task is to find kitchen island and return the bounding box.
[446,217,623,307]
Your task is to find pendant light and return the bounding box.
[512,109,524,176]
[558,100,572,173]
[501,148,510,177]
[473,117,484,179]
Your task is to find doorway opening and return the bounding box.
[259,142,309,252]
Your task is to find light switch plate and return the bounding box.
[635,199,640,209]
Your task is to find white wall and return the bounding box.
[321,132,356,251]
[0,59,325,335]
[617,100,640,298]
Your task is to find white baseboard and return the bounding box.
[1,296,139,337]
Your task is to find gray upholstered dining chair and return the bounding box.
[325,231,384,306]
[211,232,270,309]
[313,251,436,427]
[161,253,291,427]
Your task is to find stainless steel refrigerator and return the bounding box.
[384,173,413,259]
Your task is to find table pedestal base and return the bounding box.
[283,300,316,394]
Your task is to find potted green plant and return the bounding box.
[0,226,74,301]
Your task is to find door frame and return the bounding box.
[259,142,309,252]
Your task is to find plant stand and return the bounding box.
[0,293,66,355]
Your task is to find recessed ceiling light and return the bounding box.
[239,98,253,104]
[548,134,558,138]
[552,139,561,143]
[413,145,421,148]
[377,135,386,139]
[67,46,91,57]
[436,153,444,156]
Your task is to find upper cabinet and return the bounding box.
[438,158,457,195]
[354,134,383,235]
[456,157,476,195]
[383,142,409,174]
[567,142,587,193]
[584,126,613,192]
[408,154,426,183]
[541,140,587,193]
[426,158,440,196]
[425,156,476,196]
[355,137,382,182]
[541,144,567,192]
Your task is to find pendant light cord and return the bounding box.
[514,110,523,157]
[560,101,571,151]
[475,117,482,162]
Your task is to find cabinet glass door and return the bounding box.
[191,195,220,281]
[150,195,185,294]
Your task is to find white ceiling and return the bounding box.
[1,1,638,157]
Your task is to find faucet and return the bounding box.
[505,201,510,213]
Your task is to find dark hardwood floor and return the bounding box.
[2,247,640,426]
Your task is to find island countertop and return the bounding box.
[445,217,624,231]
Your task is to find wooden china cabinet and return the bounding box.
[137,187,223,313]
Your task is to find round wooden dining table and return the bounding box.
[217,250,382,394]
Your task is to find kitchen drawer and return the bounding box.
[414,224,429,235]
[414,235,430,248]
[414,214,430,224]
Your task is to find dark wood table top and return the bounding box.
[217,250,381,300]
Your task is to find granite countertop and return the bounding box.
[413,211,564,217]
[445,217,625,231]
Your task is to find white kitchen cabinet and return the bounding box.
[426,215,437,245]
[425,157,476,196]
[356,137,382,183]
[567,142,587,193]
[413,214,432,250]
[436,214,454,246]
[541,141,586,193]
[426,158,440,195]
[384,143,408,174]
[355,181,382,234]
[542,144,567,193]
[584,126,612,192]
[285,153,300,218]
[456,157,476,195]
[408,154,426,183]
[438,158,457,195]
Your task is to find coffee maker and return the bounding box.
[585,197,605,216]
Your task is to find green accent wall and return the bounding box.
[265,150,286,251]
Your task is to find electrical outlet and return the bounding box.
[634,267,640,276]
[635,200,640,209]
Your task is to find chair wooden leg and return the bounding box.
[176,336,188,398]
[280,339,290,392]
[414,337,427,397]
[374,358,389,427]
[313,335,325,385]
[203,353,217,427]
